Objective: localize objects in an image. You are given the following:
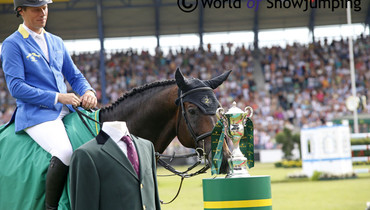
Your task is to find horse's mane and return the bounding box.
[101,79,176,112]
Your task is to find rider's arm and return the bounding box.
[1,40,56,108]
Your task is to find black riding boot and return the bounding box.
[45,156,69,210]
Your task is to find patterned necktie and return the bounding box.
[121,135,140,178]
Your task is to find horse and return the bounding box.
[0,68,231,210]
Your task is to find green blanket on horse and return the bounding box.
[0,110,100,210]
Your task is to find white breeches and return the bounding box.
[25,107,72,166]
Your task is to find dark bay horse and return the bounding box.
[0,68,231,210]
[100,68,231,173]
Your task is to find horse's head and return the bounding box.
[174,68,231,174]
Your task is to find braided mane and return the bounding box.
[101,79,176,112]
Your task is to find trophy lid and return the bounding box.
[225,101,244,115]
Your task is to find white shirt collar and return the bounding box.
[102,121,130,144]
[22,23,45,40]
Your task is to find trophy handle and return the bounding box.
[216,107,231,137]
[244,106,253,118]
[216,107,225,120]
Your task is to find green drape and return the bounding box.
[0,110,100,210]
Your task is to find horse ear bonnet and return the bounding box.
[175,69,231,115]
[205,70,232,89]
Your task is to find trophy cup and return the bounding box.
[216,101,254,177]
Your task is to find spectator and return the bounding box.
[1,34,369,149]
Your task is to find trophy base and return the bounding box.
[226,168,250,178]
[228,156,250,178]
[203,176,272,210]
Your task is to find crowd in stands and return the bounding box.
[1,34,369,150]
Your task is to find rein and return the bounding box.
[156,148,210,204]
[72,106,102,137]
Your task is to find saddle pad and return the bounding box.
[0,110,100,210]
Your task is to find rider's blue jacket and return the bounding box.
[1,24,93,132]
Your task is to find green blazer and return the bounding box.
[69,131,161,210]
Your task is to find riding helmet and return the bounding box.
[14,0,53,11]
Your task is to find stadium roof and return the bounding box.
[0,0,369,42]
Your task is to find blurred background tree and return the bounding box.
[275,128,301,160]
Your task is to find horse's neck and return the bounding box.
[99,84,179,153]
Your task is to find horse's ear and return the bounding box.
[175,68,187,89]
[206,70,232,89]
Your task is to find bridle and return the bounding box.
[177,87,214,153]
[156,86,218,204]
[157,86,215,168]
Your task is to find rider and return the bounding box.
[1,0,97,209]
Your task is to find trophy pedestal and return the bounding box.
[202,176,272,210]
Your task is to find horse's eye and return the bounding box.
[188,108,196,115]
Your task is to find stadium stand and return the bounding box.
[1,34,369,149]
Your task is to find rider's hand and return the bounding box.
[57,93,81,107]
[80,90,97,110]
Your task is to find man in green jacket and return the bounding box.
[69,121,161,210]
